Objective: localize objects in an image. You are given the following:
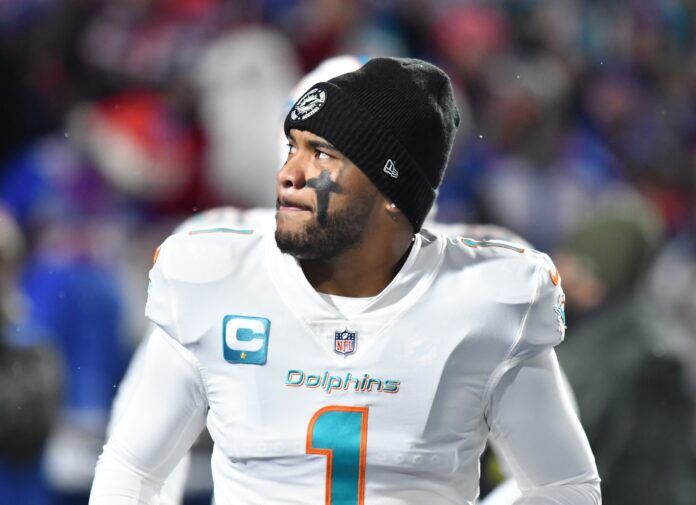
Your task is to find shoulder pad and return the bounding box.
[174,206,275,234]
[513,250,566,357]
[446,237,565,353]
[457,236,528,255]
[447,236,538,304]
[155,228,260,284]
[145,230,262,344]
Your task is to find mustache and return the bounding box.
[276,198,313,212]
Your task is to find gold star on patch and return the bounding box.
[240,352,247,359]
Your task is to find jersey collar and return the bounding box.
[264,230,446,324]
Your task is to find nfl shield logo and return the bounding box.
[334,330,357,355]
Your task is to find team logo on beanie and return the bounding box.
[290,88,326,121]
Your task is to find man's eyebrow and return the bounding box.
[307,139,339,152]
[287,131,339,152]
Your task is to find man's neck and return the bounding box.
[299,231,415,298]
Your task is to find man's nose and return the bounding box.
[277,153,307,190]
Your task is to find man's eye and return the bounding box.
[286,144,297,155]
[316,151,331,160]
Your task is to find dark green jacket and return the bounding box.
[558,297,696,505]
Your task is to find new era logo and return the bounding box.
[383,159,398,178]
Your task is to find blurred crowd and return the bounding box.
[0,1,695,504]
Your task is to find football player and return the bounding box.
[91,58,600,504]
[108,204,543,505]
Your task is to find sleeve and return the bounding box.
[487,349,601,504]
[106,328,193,505]
[156,455,192,505]
[89,328,207,505]
[145,241,181,343]
[514,253,566,359]
[481,252,567,410]
[145,234,220,345]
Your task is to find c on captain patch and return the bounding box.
[223,315,271,365]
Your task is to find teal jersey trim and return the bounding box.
[459,237,525,254]
[189,227,254,235]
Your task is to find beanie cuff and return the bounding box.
[285,82,436,231]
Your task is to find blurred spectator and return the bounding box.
[194,27,299,207]
[68,91,202,203]
[0,205,62,505]
[554,193,696,504]
[0,134,130,500]
[77,0,226,87]
[646,228,696,407]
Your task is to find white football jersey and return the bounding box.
[137,227,586,505]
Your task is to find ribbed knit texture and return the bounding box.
[284,57,460,231]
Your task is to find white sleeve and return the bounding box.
[106,329,194,505]
[90,329,208,505]
[487,349,601,504]
[145,246,181,343]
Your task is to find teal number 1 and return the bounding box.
[307,406,369,505]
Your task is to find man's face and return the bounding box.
[275,129,380,260]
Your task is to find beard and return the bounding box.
[275,200,375,260]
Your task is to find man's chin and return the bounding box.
[275,215,310,237]
[274,229,318,260]
[274,204,369,261]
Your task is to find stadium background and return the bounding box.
[0,0,695,504]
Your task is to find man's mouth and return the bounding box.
[277,199,312,213]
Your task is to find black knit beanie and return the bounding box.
[284,57,460,232]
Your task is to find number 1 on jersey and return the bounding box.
[307,406,369,505]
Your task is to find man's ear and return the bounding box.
[385,201,399,214]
